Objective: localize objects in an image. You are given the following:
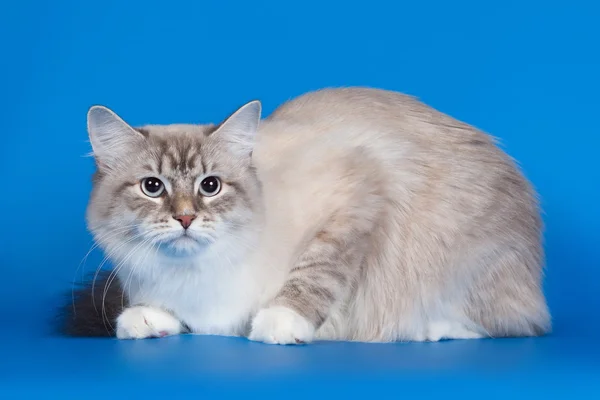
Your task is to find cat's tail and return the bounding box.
[55,270,126,337]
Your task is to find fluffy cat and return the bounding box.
[60,87,550,344]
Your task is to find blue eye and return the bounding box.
[141,177,165,197]
[199,176,221,197]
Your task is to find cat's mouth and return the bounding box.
[155,230,215,257]
[158,236,204,257]
[171,233,205,244]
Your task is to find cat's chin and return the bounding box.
[158,235,212,258]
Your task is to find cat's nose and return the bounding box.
[173,215,196,229]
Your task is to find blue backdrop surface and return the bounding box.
[1,0,599,398]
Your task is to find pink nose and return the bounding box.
[173,215,196,229]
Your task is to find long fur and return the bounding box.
[59,87,550,343]
[57,270,126,337]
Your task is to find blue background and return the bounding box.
[1,0,599,397]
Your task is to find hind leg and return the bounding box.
[464,247,551,338]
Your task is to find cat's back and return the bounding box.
[261,88,414,149]
[255,87,509,187]
[257,87,501,161]
[267,87,417,124]
[253,87,538,253]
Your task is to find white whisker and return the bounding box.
[71,224,140,315]
[101,236,153,332]
[90,231,146,315]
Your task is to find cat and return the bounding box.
[59,87,551,344]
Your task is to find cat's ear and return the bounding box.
[211,100,261,156]
[87,106,146,170]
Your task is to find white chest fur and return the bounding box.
[117,240,286,337]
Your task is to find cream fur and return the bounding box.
[85,88,550,343]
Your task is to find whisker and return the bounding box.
[91,231,146,315]
[101,237,153,332]
[122,238,157,310]
[71,224,140,315]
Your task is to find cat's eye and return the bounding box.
[199,176,221,197]
[141,177,165,198]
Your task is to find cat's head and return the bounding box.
[86,101,262,260]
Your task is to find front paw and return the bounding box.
[116,306,182,339]
[249,306,315,345]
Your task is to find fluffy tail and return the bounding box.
[56,270,126,337]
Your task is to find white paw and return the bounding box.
[426,320,483,342]
[249,306,315,345]
[116,306,183,339]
